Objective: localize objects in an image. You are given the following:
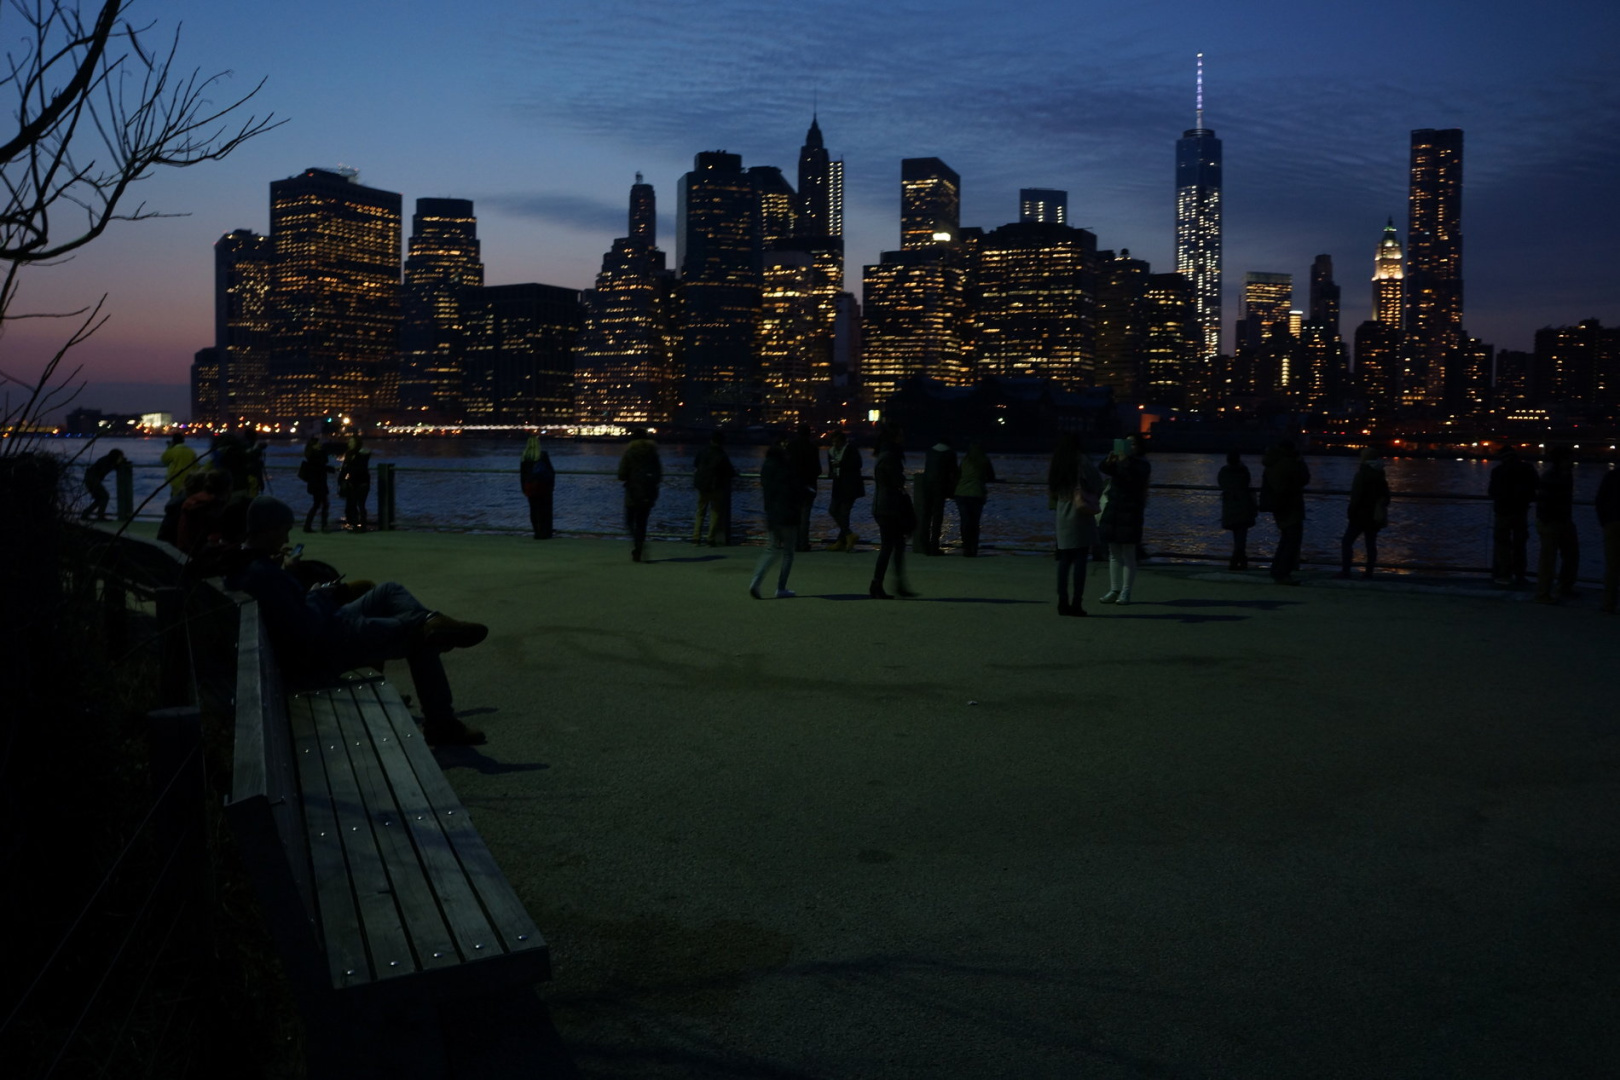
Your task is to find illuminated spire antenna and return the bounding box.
[1195,52,1205,130]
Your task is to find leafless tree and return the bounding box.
[0,0,279,449]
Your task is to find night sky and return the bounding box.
[8,0,1618,416]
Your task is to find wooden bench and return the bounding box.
[226,598,548,1077]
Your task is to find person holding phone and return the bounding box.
[1097,434,1150,605]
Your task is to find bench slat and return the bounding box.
[333,683,463,975]
[306,691,421,985]
[291,693,376,988]
[371,693,547,962]
[355,686,504,960]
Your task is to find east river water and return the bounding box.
[53,436,1615,581]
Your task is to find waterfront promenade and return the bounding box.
[192,526,1618,1078]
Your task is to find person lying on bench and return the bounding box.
[225,495,490,746]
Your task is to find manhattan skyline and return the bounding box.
[6,0,1618,416]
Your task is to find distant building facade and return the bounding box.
[265,168,403,421]
[400,197,484,420]
[576,175,676,425]
[1402,128,1464,409]
[1175,58,1222,362]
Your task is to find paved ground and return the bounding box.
[241,527,1620,1078]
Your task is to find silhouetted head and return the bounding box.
[170,433,185,446]
[710,430,725,446]
[1226,450,1241,466]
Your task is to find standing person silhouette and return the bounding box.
[1488,444,1539,587]
[617,428,662,562]
[298,436,334,533]
[826,430,865,551]
[1097,434,1150,605]
[1262,440,1311,585]
[1338,447,1391,578]
[339,435,372,532]
[1533,444,1579,604]
[691,431,736,546]
[1048,434,1102,615]
[1217,451,1257,570]
[748,438,802,598]
[953,440,996,557]
[868,426,917,599]
[520,434,556,539]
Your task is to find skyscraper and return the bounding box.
[968,220,1096,389]
[1018,188,1067,225]
[575,175,676,425]
[1175,55,1222,363]
[677,151,763,425]
[213,228,273,423]
[796,115,844,245]
[900,158,960,249]
[400,198,483,419]
[267,167,402,420]
[1239,273,1292,350]
[461,283,583,424]
[1402,128,1463,408]
[1371,218,1404,327]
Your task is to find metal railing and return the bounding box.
[114,463,1605,582]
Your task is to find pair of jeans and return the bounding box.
[330,582,453,721]
[1341,524,1380,574]
[751,524,797,593]
[626,503,652,555]
[874,519,908,587]
[693,489,729,544]
[1272,521,1303,580]
[955,497,986,556]
[1492,508,1530,581]
[1535,520,1579,598]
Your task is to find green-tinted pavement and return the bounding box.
[210,526,1620,1077]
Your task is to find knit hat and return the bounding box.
[245,495,295,536]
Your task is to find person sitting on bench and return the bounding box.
[225,495,490,746]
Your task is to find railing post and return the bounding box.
[115,459,135,522]
[376,462,396,531]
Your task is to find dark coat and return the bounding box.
[617,439,662,508]
[759,448,802,529]
[1262,451,1311,529]
[1098,455,1150,545]
[1535,464,1574,524]
[1217,463,1257,530]
[1488,457,1538,513]
[692,445,736,494]
[871,446,910,524]
[828,444,865,502]
[1346,462,1391,528]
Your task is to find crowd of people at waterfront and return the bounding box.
[583,426,1620,618]
[91,425,1620,621]
[79,424,1617,750]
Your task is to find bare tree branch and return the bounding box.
[0,1,279,451]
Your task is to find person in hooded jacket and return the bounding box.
[1338,447,1392,578]
[748,439,803,598]
[1048,434,1102,615]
